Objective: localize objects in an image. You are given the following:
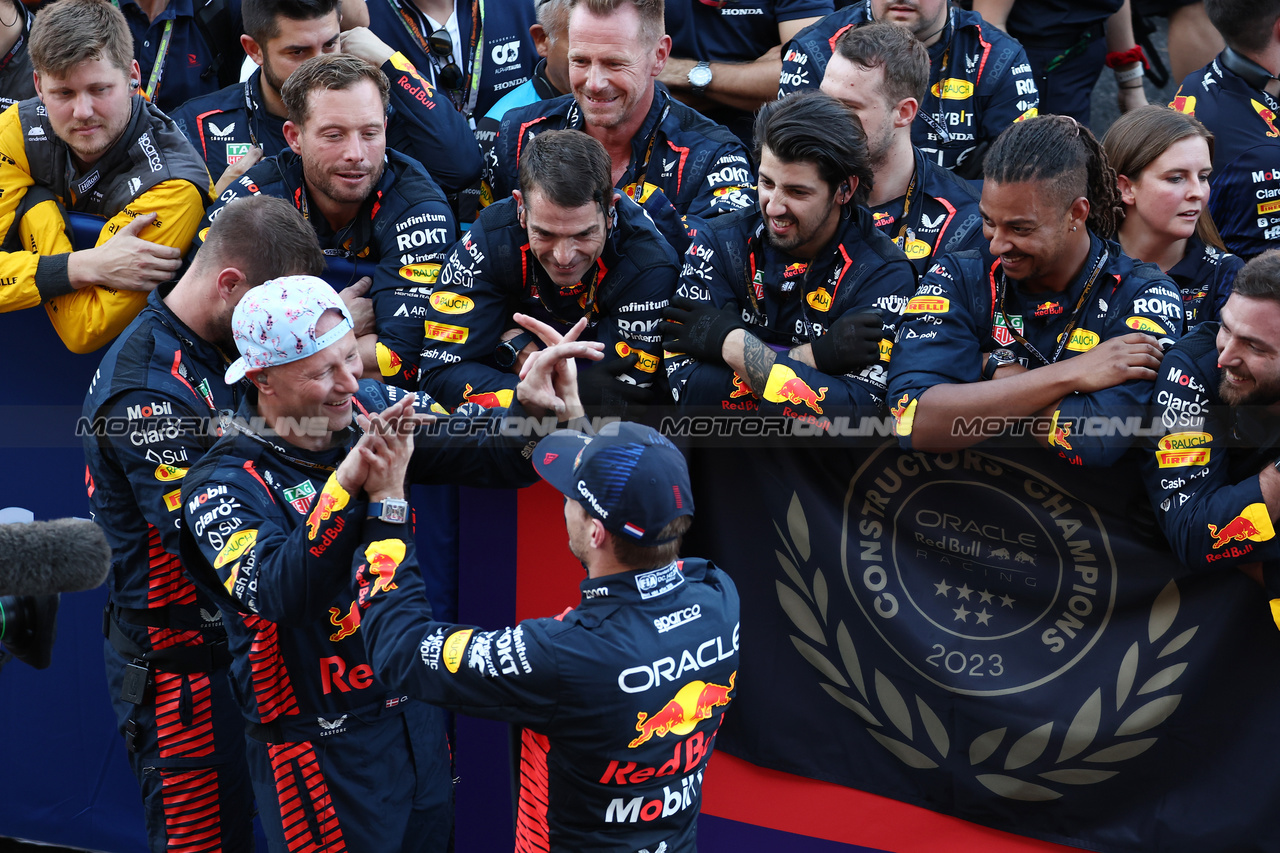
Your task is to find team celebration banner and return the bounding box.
[688,441,1280,852]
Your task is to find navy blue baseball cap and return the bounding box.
[533,421,694,546]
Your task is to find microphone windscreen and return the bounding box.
[0,519,112,596]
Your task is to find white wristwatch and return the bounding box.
[367,499,409,524]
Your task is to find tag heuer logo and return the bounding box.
[226,142,250,165]
[993,314,1023,347]
[284,479,316,514]
[209,120,235,136]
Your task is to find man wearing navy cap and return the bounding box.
[352,419,741,853]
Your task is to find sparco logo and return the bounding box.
[578,480,608,517]
[138,133,163,172]
[654,604,701,633]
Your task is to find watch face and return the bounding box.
[993,348,1016,364]
[689,65,713,88]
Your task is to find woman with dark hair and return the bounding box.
[1103,104,1243,330]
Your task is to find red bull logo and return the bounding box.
[628,673,735,748]
[1049,422,1072,451]
[462,383,514,409]
[1033,301,1062,317]
[729,373,755,399]
[329,602,361,642]
[306,474,350,540]
[890,393,918,436]
[1207,503,1275,549]
[762,365,827,414]
[366,539,405,599]
[1253,99,1280,138]
[376,342,403,378]
[783,262,808,278]
[1170,94,1196,115]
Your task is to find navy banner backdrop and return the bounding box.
[689,442,1280,852]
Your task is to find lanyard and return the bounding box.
[893,170,919,250]
[629,101,670,191]
[994,247,1109,367]
[393,0,484,116]
[242,79,262,147]
[0,28,25,75]
[142,18,174,102]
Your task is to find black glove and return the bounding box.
[659,296,745,365]
[576,353,651,417]
[810,312,884,375]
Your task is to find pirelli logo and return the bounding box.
[905,296,949,314]
[1258,199,1280,216]
[424,321,468,344]
[1156,432,1211,468]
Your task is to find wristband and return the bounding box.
[1106,46,1148,70]
[1115,65,1145,83]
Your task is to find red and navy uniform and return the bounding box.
[365,0,538,121]
[779,2,1038,174]
[1172,57,1280,260]
[195,149,455,390]
[485,86,756,250]
[358,544,740,853]
[179,382,538,852]
[887,235,1184,466]
[171,59,481,201]
[1165,235,1243,331]
[867,147,984,275]
[83,290,253,853]
[666,204,916,422]
[115,0,244,114]
[1142,323,1280,584]
[418,194,679,411]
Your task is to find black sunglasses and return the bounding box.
[427,28,464,92]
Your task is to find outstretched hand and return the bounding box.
[513,315,604,418]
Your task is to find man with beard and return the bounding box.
[0,0,212,353]
[778,0,1037,178]
[170,0,480,206]
[887,114,1182,467]
[1143,250,1280,604]
[83,196,325,853]
[661,91,915,426]
[195,53,454,390]
[819,22,982,275]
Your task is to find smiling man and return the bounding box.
[887,114,1183,466]
[170,0,479,205]
[178,275,604,852]
[485,0,756,252]
[195,53,455,390]
[661,91,915,426]
[1142,250,1280,617]
[0,0,211,353]
[419,130,679,417]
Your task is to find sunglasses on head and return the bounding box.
[427,28,463,91]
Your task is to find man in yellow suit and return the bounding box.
[0,0,210,353]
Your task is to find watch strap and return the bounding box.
[496,331,538,367]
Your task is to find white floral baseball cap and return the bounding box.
[225,275,353,384]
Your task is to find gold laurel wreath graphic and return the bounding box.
[774,491,1199,801]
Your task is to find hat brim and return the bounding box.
[532,430,593,497]
[225,357,249,385]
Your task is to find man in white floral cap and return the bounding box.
[179,274,602,852]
